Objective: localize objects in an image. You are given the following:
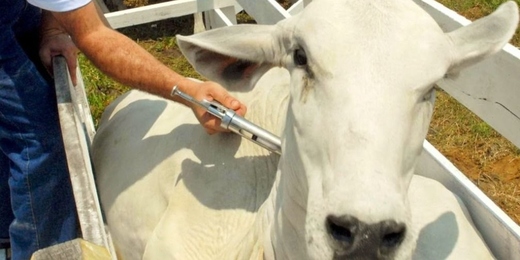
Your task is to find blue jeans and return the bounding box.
[0,1,79,259]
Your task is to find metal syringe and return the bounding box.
[171,86,281,155]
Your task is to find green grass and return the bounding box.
[80,54,128,126]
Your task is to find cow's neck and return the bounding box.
[227,68,309,258]
[258,120,310,259]
[263,159,309,259]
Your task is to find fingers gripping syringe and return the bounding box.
[171,86,281,155]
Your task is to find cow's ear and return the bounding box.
[176,24,280,91]
[446,1,518,78]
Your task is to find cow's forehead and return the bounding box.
[281,0,451,91]
[298,0,439,29]
[289,0,448,56]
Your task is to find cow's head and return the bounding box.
[177,0,518,258]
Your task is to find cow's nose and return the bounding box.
[326,215,406,259]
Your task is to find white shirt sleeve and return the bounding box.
[27,0,92,12]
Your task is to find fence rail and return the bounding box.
[414,0,520,149]
[105,0,238,29]
[50,56,117,259]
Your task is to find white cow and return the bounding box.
[92,0,519,259]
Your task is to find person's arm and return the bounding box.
[39,10,79,85]
[51,2,246,134]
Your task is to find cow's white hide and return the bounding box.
[92,0,518,259]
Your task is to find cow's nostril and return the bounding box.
[382,230,405,247]
[326,216,406,258]
[328,220,353,242]
[326,215,357,245]
[381,221,406,249]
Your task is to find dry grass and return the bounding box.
[428,89,520,224]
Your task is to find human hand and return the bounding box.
[180,79,247,135]
[39,31,79,85]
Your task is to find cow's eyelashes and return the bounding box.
[293,48,308,67]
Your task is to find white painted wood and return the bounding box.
[205,6,237,30]
[193,12,206,34]
[289,0,311,6]
[234,0,290,24]
[413,0,520,149]
[31,239,111,260]
[105,0,237,29]
[416,141,520,260]
[287,0,305,15]
[411,2,520,258]
[74,66,97,145]
[53,57,117,260]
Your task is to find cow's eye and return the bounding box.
[293,48,307,66]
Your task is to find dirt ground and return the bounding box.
[439,144,520,224]
[427,85,520,225]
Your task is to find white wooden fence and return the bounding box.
[41,0,519,259]
[412,1,520,259]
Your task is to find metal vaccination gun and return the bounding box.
[171,86,282,155]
